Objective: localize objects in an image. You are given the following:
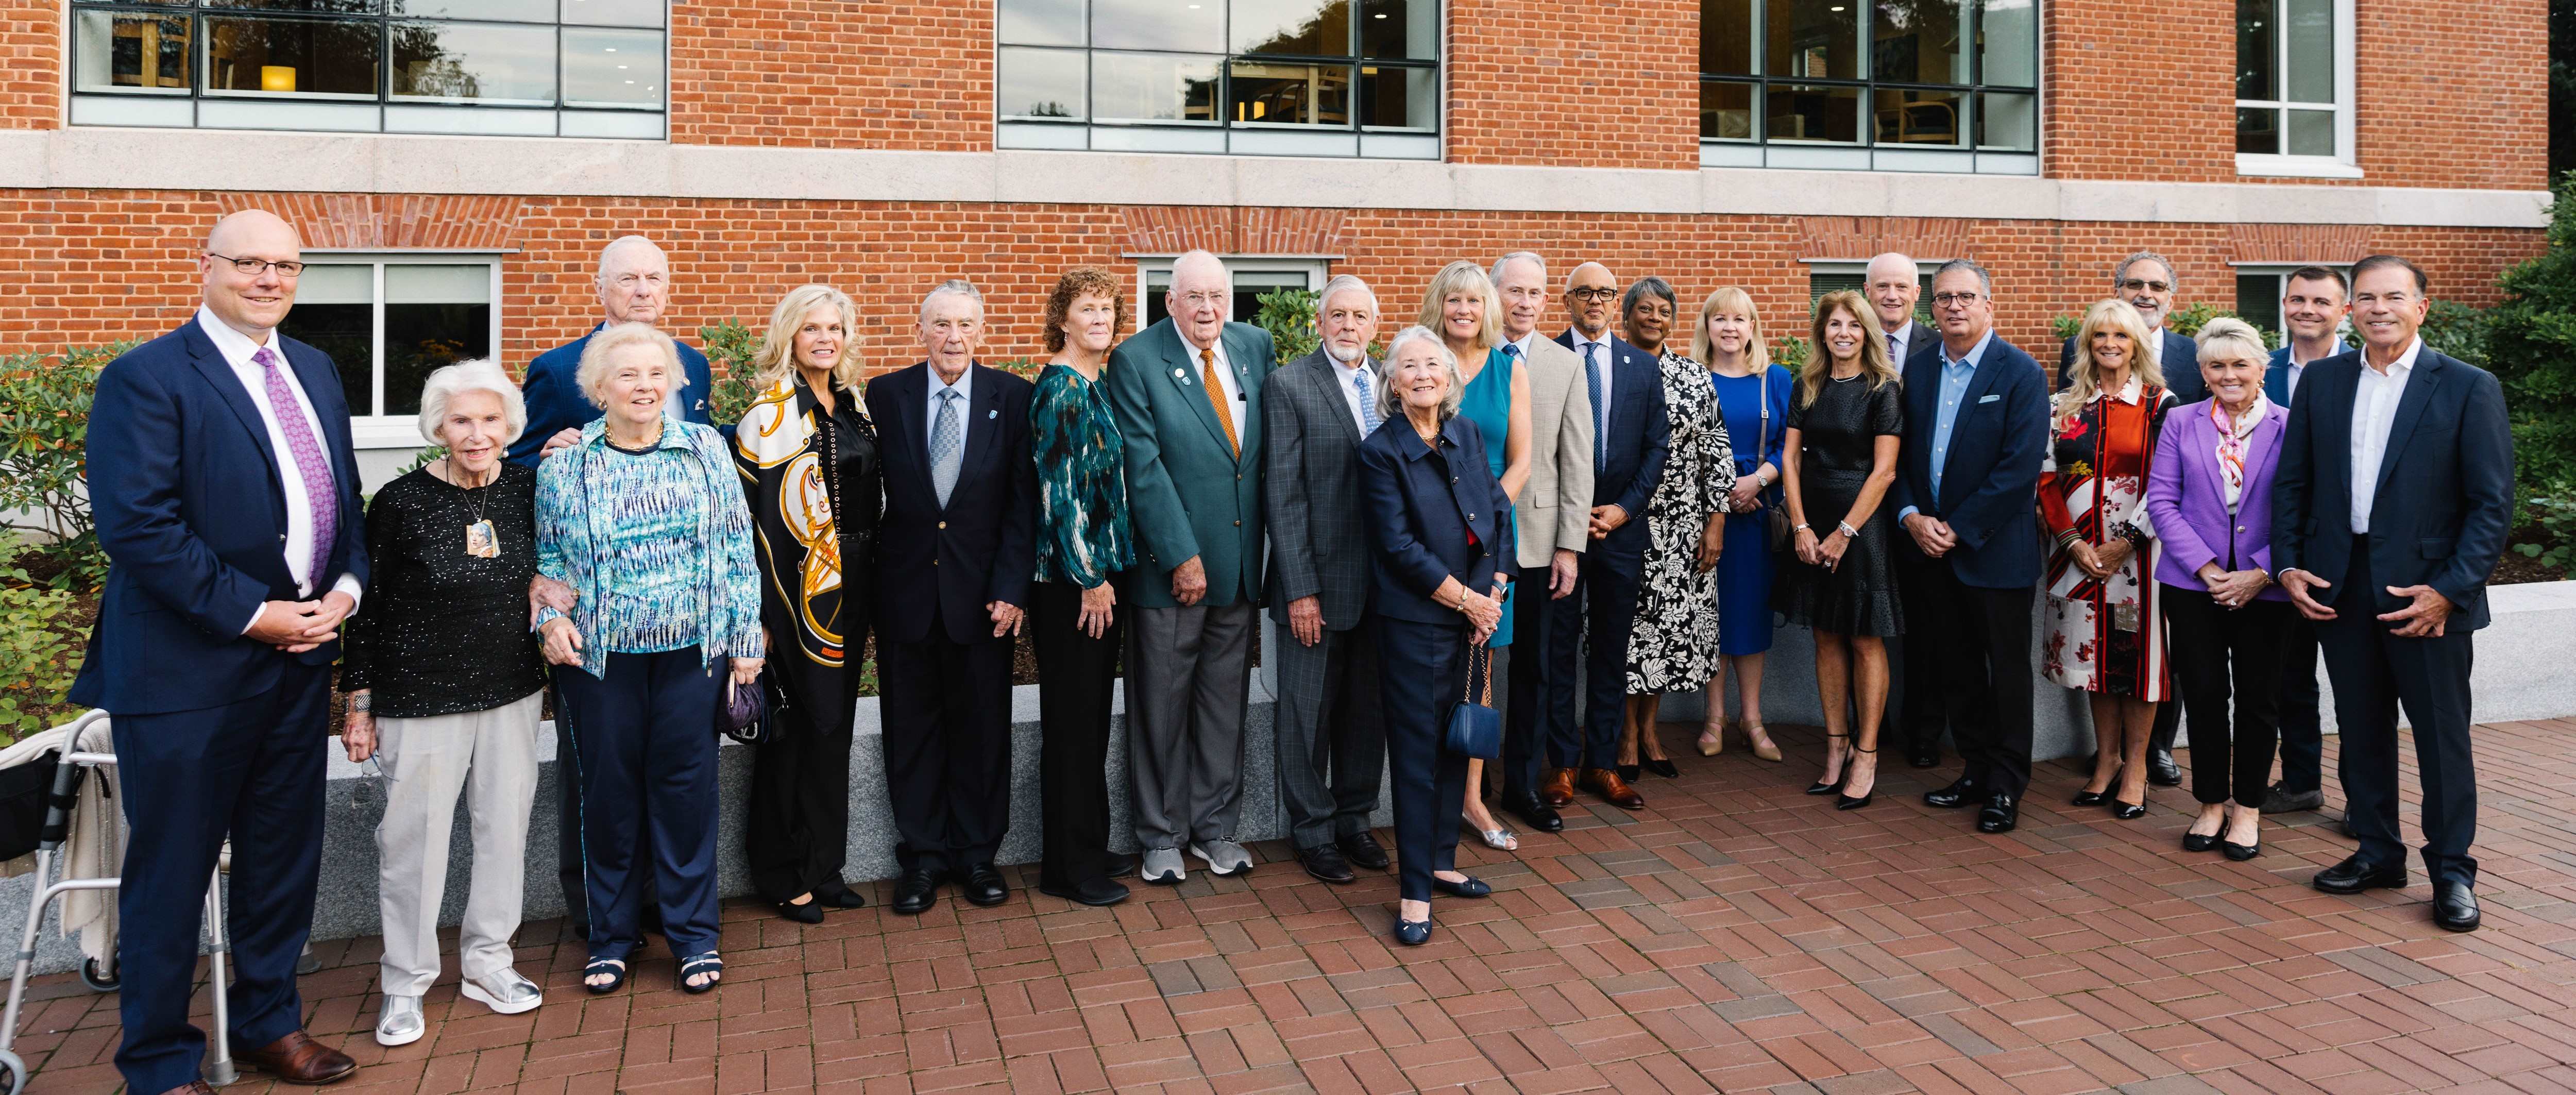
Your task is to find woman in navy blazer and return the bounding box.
[1359,326,1515,946]
[2143,319,2292,861]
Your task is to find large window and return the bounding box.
[1137,258,1327,327]
[68,2,666,139]
[276,254,501,434]
[1805,260,1936,326]
[997,0,1439,160]
[1700,0,2036,174]
[2233,0,2355,176]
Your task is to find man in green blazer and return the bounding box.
[1105,250,1275,884]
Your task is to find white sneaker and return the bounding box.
[1189,839,1254,877]
[1141,846,1187,884]
[374,993,425,1047]
[461,968,544,1015]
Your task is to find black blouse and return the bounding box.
[341,463,548,719]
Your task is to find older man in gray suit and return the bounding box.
[1263,275,1393,884]
[1489,251,1595,835]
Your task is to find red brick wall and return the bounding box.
[2042,0,2236,183]
[0,191,2540,375]
[1443,0,1701,168]
[1,2,57,129]
[2353,0,2549,190]
[668,1,993,149]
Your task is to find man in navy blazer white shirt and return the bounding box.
[2273,256,2512,933]
[1541,261,1669,812]
[1865,252,1953,769]
[508,235,713,466]
[2259,265,2352,816]
[1894,260,2051,835]
[73,210,367,1092]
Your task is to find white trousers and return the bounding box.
[374,689,543,997]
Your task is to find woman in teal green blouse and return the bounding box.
[1029,266,1139,907]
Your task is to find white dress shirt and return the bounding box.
[1570,330,1614,447]
[1181,330,1248,444]
[925,362,973,453]
[195,306,363,631]
[2348,336,2422,534]
[1328,353,1375,434]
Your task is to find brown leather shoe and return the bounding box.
[157,1083,217,1095]
[1539,768,1575,807]
[1581,767,1645,810]
[238,1029,357,1085]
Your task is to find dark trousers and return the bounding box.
[1895,545,1949,757]
[2318,535,2479,885]
[554,694,656,935]
[2165,588,2292,806]
[2276,616,2325,793]
[1379,616,1472,903]
[111,661,329,1094]
[1270,614,1386,850]
[877,631,1014,874]
[1503,562,1562,795]
[745,675,857,904]
[554,648,723,958]
[1547,553,1639,771]
[1032,580,1120,888]
[1911,558,2037,796]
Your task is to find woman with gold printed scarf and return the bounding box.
[734,284,883,923]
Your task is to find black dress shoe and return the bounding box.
[2433,881,2481,932]
[1907,747,1941,769]
[2222,838,2261,862]
[2145,747,2183,787]
[1616,764,1641,783]
[775,898,824,923]
[2313,854,2408,895]
[891,868,941,915]
[2182,831,2220,853]
[2109,799,2147,820]
[812,881,869,909]
[1643,757,1680,779]
[1393,917,1433,946]
[1430,875,1492,898]
[2262,784,2324,813]
[1038,877,1131,907]
[1338,832,1392,871]
[958,863,1010,907]
[1500,790,1564,834]
[2071,789,2108,807]
[1975,793,2019,833]
[1104,852,1139,879]
[1924,777,1980,809]
[1298,844,1357,884]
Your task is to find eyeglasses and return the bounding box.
[207,252,304,277]
[2119,278,2173,293]
[1565,287,1619,302]
[1929,292,1983,307]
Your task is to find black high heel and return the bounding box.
[1806,733,1848,795]
[1836,747,1876,810]
[2071,789,2109,807]
[1643,757,1680,779]
[2110,799,2147,820]
[1617,764,1641,782]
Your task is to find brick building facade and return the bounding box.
[0,0,2550,484]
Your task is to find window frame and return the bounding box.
[2232,0,2360,179]
[2229,261,2352,344]
[287,250,510,447]
[995,0,1443,160]
[1698,0,2039,175]
[1803,258,1943,329]
[63,1,670,139]
[1130,255,1332,329]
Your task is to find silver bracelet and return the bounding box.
[1792,523,1811,532]
[1837,520,1860,538]
[348,693,371,713]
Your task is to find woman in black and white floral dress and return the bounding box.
[1617,277,1735,780]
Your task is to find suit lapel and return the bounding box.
[889,365,934,501]
[2371,351,2444,504]
[182,321,285,487]
[1304,354,1363,444]
[1936,351,2008,506]
[1162,323,1236,458]
[1224,325,1263,464]
[2243,402,2288,490]
[281,339,355,490]
[964,364,1003,483]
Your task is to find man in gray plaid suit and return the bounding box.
[1262,275,1393,884]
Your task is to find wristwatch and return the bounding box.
[1836,520,1860,538]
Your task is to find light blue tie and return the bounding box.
[1581,341,1606,467]
[930,386,962,508]
[1353,366,1381,436]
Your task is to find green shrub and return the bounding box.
[2052,305,2279,350]
[0,586,86,736]
[696,318,760,427]
[2482,171,2576,509]
[1252,288,1320,366]
[0,342,137,593]
[2514,494,2576,580]
[1771,333,1811,371]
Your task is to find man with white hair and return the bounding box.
[1262,274,1392,883]
[1106,250,1276,883]
[1865,252,1949,770]
[1488,251,1594,834]
[510,234,715,465]
[75,209,368,1091]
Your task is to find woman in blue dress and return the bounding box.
[1420,261,1529,851]
[1694,288,1792,763]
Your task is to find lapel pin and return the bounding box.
[987,409,997,420]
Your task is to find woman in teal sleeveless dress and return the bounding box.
[1421,261,1530,851]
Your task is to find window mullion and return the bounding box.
[371,262,387,418]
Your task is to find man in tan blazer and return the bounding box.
[1488,250,1595,834]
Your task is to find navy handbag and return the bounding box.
[1443,641,1502,761]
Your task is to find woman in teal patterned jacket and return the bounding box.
[534,322,762,998]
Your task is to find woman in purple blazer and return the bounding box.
[2143,318,2292,862]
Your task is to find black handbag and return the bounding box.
[1443,641,1502,761]
[717,670,779,745]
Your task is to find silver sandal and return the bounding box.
[1461,816,1520,851]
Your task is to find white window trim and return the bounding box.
[2234,0,2360,179]
[1131,255,1332,322]
[296,249,508,449]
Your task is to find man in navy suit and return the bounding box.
[2260,265,2352,816]
[509,234,713,465]
[1894,260,2051,835]
[866,280,1038,916]
[1541,261,1669,811]
[1865,252,1952,769]
[74,210,367,1092]
[2274,255,2512,933]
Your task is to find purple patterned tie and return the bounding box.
[253,346,339,586]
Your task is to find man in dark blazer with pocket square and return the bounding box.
[1544,261,1669,812]
[1894,259,2051,836]
[1262,275,1392,884]
[2273,255,2512,933]
[866,279,1038,916]
[73,209,369,1093]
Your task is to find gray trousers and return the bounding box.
[1127,602,1255,849]
[1272,620,1386,849]
[373,689,543,998]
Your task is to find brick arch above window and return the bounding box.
[2225,224,2377,266]
[1121,207,1350,258]
[1792,217,1973,264]
[211,194,524,251]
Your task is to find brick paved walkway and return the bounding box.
[11,716,2576,1094]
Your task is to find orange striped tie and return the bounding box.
[1201,347,1239,458]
